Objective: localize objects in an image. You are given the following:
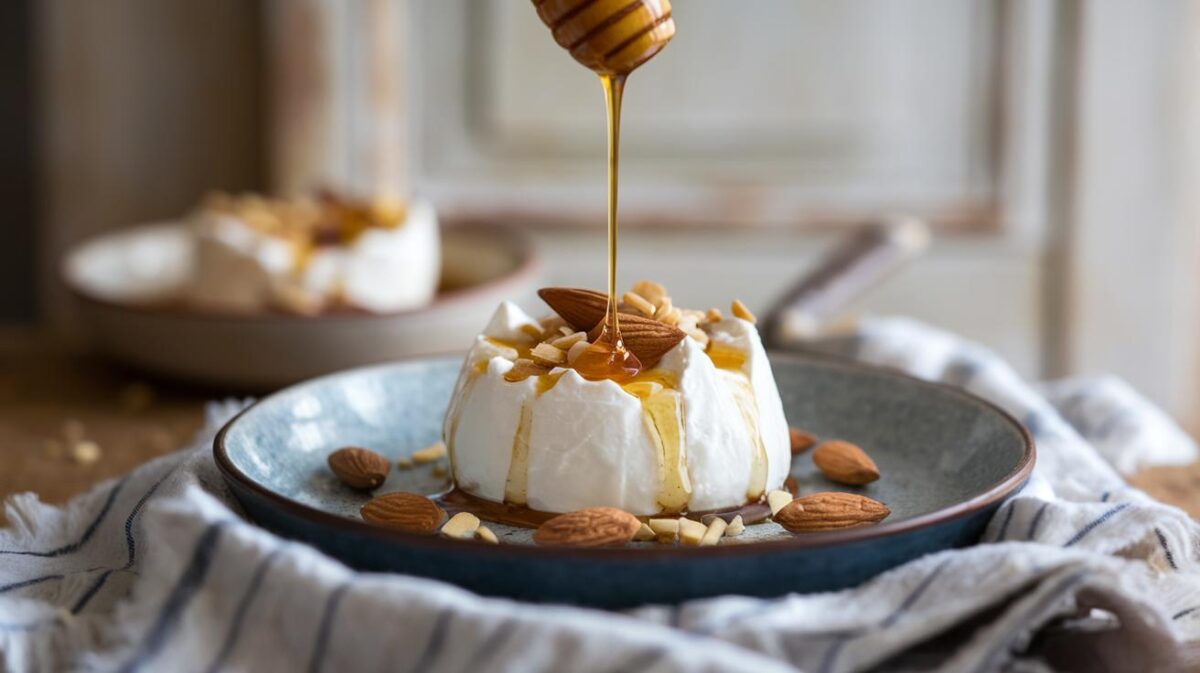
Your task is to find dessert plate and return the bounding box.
[214,353,1034,608]
[62,223,539,390]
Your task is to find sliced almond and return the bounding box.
[731,299,757,324]
[767,489,794,516]
[685,328,710,347]
[476,525,499,544]
[653,297,675,321]
[530,342,567,367]
[812,440,880,486]
[441,511,481,539]
[328,446,390,491]
[679,518,708,546]
[410,442,447,465]
[634,522,656,541]
[519,323,545,341]
[700,517,728,546]
[566,340,591,365]
[774,492,890,533]
[505,358,552,382]
[360,492,446,535]
[623,291,656,317]
[659,308,682,327]
[648,518,680,544]
[725,515,745,536]
[539,315,568,334]
[533,507,642,547]
[631,280,667,306]
[551,331,587,350]
[790,428,819,455]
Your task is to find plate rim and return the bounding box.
[213,351,1036,560]
[61,221,540,323]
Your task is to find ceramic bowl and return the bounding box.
[62,222,539,390]
[214,353,1034,607]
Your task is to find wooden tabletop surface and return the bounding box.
[1,328,1197,522]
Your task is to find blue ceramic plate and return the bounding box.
[214,353,1033,608]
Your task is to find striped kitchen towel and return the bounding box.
[2,317,1199,672]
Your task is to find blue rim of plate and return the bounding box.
[213,350,1035,559]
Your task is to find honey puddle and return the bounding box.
[436,488,770,531]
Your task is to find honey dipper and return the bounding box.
[533,0,676,76]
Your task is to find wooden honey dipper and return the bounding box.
[533,0,675,76]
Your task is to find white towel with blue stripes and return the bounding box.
[2,317,1199,673]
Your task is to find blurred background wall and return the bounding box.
[3,0,1199,428]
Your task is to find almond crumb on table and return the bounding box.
[0,330,207,524]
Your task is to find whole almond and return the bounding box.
[360,492,446,535]
[774,492,890,533]
[538,287,611,331]
[533,507,641,547]
[789,428,818,455]
[328,446,390,491]
[812,440,880,485]
[586,314,686,366]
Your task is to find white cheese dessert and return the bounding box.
[187,192,440,315]
[442,284,790,517]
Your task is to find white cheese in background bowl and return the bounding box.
[62,210,539,390]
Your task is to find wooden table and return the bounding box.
[1,329,1197,520]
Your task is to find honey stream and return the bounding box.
[570,73,641,383]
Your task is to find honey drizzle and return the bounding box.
[707,344,768,501]
[503,400,534,505]
[621,369,689,512]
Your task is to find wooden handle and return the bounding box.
[533,0,675,76]
[760,216,930,348]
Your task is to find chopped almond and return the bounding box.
[653,297,675,321]
[411,442,447,464]
[551,331,587,350]
[679,518,708,546]
[648,518,679,544]
[441,512,481,539]
[731,299,757,324]
[623,291,657,317]
[706,308,724,323]
[725,515,745,536]
[767,489,794,516]
[631,280,667,305]
[700,517,728,546]
[530,343,567,367]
